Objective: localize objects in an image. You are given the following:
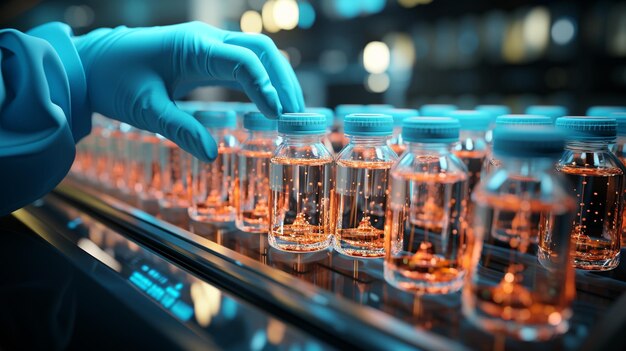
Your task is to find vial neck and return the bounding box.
[249,130,278,139]
[460,130,487,139]
[408,142,453,154]
[565,140,612,152]
[280,134,323,144]
[347,135,389,146]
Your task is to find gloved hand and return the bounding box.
[73,21,305,162]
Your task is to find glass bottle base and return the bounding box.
[462,300,571,341]
[572,253,620,271]
[236,217,269,234]
[383,261,465,294]
[333,239,384,258]
[268,231,331,253]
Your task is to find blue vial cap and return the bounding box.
[555,116,617,141]
[525,105,568,121]
[402,117,460,143]
[610,112,626,136]
[493,126,565,158]
[335,104,367,120]
[193,110,237,129]
[447,110,492,131]
[344,114,393,136]
[586,106,626,117]
[496,114,553,126]
[420,104,458,117]
[243,112,277,131]
[278,113,326,135]
[476,105,511,120]
[306,107,334,127]
[379,108,420,126]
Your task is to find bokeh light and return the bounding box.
[363,41,390,74]
[240,10,263,33]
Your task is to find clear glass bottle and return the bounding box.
[476,104,511,143]
[269,113,334,252]
[384,117,469,294]
[135,131,163,214]
[89,114,111,189]
[448,110,491,197]
[482,115,553,178]
[383,108,419,155]
[525,105,568,123]
[556,117,625,270]
[419,104,457,117]
[334,114,397,258]
[159,135,192,225]
[120,124,142,204]
[190,110,240,224]
[465,126,576,341]
[105,120,127,194]
[237,112,280,233]
[610,112,626,247]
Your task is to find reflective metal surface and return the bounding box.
[23,180,626,350]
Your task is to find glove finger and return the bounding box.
[189,40,282,119]
[223,32,302,112]
[139,81,217,162]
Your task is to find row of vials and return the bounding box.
[69,102,626,342]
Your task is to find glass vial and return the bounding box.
[475,104,511,143]
[334,114,398,258]
[190,110,240,224]
[384,117,469,294]
[465,126,576,341]
[482,115,553,177]
[236,112,279,233]
[556,117,625,271]
[448,110,491,197]
[525,105,568,123]
[610,112,626,247]
[135,131,163,214]
[269,113,333,252]
[159,136,192,224]
[384,108,419,155]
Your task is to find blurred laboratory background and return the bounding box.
[3,0,626,114]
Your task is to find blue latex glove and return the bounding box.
[74,21,305,161]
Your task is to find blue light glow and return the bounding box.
[67,217,82,229]
[298,1,316,29]
[171,301,194,322]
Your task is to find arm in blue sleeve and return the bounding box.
[0,23,90,216]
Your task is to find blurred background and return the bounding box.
[2,0,626,114]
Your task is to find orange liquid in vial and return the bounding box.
[557,165,622,270]
[334,160,392,258]
[191,147,238,223]
[269,157,333,252]
[453,149,487,194]
[237,150,273,232]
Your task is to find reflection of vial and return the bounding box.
[190,110,240,224]
[465,126,576,341]
[384,117,469,294]
[482,115,553,177]
[448,110,491,197]
[419,104,457,117]
[269,113,333,252]
[334,114,397,258]
[306,107,335,154]
[383,109,419,155]
[556,117,624,270]
[476,104,511,143]
[236,112,279,233]
[610,112,626,246]
[525,105,568,123]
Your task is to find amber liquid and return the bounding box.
[137,135,162,199]
[334,160,392,258]
[384,164,468,294]
[557,165,623,270]
[237,150,272,233]
[466,191,575,341]
[618,154,626,247]
[269,157,333,252]
[191,147,239,223]
[389,143,406,156]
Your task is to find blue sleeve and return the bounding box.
[0,23,90,216]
